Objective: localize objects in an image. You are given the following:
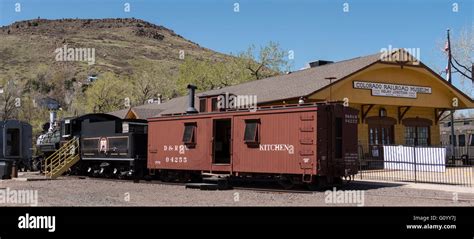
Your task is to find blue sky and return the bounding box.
[0,0,472,88]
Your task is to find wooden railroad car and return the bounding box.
[147,102,358,188]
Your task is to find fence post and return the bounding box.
[358,144,363,180]
[413,145,417,183]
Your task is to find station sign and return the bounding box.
[353,81,431,98]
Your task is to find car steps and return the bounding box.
[185,175,232,190]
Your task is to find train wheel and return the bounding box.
[306,177,328,191]
[160,171,173,182]
[190,173,202,183]
[306,183,320,191]
[143,175,152,181]
[333,177,343,185]
[32,157,42,172]
[278,176,295,190]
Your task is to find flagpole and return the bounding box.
[447,29,456,161]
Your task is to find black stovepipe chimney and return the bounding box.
[186,84,198,114]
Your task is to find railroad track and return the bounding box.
[232,186,315,194]
[77,176,184,187]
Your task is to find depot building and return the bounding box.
[111,49,474,155]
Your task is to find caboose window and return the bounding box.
[199,98,207,112]
[244,120,260,144]
[211,97,218,112]
[183,123,197,144]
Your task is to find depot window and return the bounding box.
[244,119,260,144]
[182,123,197,145]
[458,134,466,147]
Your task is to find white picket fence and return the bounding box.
[383,145,446,173]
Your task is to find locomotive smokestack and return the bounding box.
[49,110,57,132]
[186,84,198,114]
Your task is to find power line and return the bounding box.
[450,56,473,81]
[451,62,473,80]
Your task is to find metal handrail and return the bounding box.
[44,137,79,177]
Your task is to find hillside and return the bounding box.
[0,18,243,133]
[0,18,231,81]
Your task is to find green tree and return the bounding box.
[236,41,291,80]
[130,60,175,105]
[0,78,21,121]
[83,73,131,113]
[176,41,291,94]
[18,95,49,137]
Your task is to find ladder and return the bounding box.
[44,137,80,179]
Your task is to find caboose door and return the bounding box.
[211,118,232,173]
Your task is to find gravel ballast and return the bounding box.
[1,175,473,207]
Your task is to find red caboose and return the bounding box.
[147,102,358,188]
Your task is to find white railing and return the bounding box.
[383,145,446,173]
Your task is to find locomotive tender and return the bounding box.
[41,113,148,178]
[78,116,147,177]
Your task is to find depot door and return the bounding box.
[366,116,396,162]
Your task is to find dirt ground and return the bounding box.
[0,172,473,207]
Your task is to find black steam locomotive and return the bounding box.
[37,113,147,178]
[73,114,147,177]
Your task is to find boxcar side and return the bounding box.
[232,109,318,175]
[147,103,359,186]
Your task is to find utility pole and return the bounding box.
[447,29,456,161]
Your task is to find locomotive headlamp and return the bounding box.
[122,123,129,133]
